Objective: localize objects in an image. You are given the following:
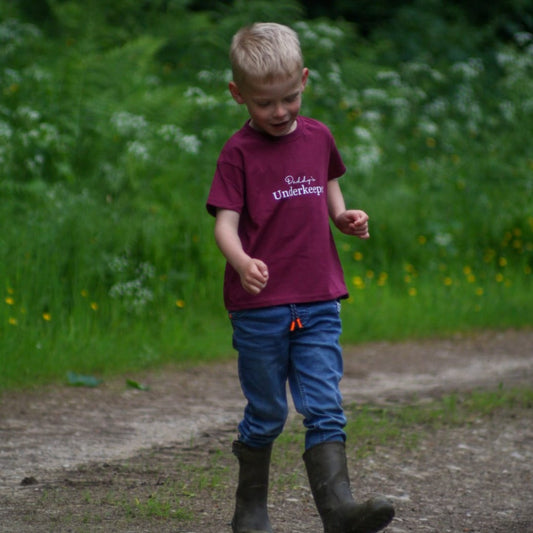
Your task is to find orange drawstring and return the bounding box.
[290,317,304,331]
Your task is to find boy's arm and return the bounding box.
[327,179,370,239]
[214,208,269,295]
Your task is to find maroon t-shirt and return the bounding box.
[206,116,349,311]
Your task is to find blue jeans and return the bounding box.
[229,300,346,450]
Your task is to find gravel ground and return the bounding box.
[0,329,532,532]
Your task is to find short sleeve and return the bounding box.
[206,161,245,217]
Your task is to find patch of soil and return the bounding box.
[0,329,532,532]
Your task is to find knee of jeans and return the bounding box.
[240,414,287,447]
[264,404,289,430]
[251,405,288,438]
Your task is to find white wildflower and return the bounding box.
[435,233,453,247]
[354,126,373,141]
[499,101,515,121]
[354,145,381,174]
[424,97,448,117]
[158,124,183,143]
[111,111,149,137]
[376,70,401,86]
[495,51,514,67]
[185,86,218,108]
[327,63,342,86]
[316,22,344,39]
[362,88,388,103]
[179,134,201,155]
[361,110,382,124]
[127,140,150,161]
[0,120,13,139]
[418,119,438,136]
[451,58,484,79]
[317,38,335,51]
[514,32,533,46]
[17,106,40,122]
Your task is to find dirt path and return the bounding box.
[0,329,532,532]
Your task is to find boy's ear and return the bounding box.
[301,68,309,90]
[229,82,245,104]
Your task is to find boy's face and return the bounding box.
[229,69,309,137]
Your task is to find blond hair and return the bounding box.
[230,23,303,86]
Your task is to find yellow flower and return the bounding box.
[377,272,388,286]
[42,312,52,321]
[353,251,363,261]
[408,287,417,296]
[483,249,495,263]
[475,287,484,296]
[81,289,89,298]
[8,317,18,326]
[444,277,453,286]
[5,83,19,95]
[176,299,186,308]
[5,297,14,305]
[495,273,504,283]
[90,302,98,311]
[352,276,365,289]
[499,257,508,267]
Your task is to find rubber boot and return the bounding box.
[303,441,394,533]
[231,440,273,533]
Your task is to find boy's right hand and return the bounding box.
[239,258,269,295]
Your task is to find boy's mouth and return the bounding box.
[271,120,292,131]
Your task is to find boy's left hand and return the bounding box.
[335,210,370,239]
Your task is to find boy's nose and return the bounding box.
[273,103,286,118]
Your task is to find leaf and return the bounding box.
[66,371,103,388]
[126,378,150,391]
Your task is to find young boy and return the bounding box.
[206,22,394,533]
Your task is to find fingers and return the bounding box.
[241,259,269,295]
[349,210,370,239]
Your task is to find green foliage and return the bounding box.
[1,0,532,389]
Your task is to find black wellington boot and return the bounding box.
[303,441,394,533]
[231,440,273,533]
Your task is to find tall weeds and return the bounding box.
[1,0,531,388]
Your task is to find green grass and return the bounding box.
[1,0,532,389]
